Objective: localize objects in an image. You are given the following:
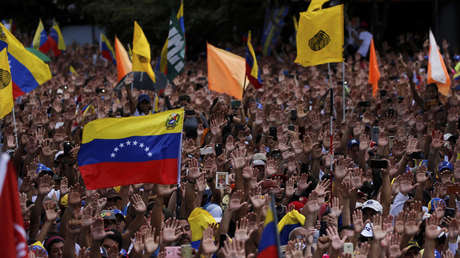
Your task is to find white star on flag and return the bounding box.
[114,147,119,152]
[147,152,152,157]
[145,147,150,152]
[127,141,131,145]
[120,143,124,147]
[139,143,144,148]
[111,153,116,158]
[133,141,138,145]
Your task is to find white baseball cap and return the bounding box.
[361,200,383,213]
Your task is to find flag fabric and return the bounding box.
[114,37,132,82]
[293,16,299,32]
[100,33,116,65]
[427,30,451,96]
[0,24,52,98]
[207,43,247,100]
[36,163,52,174]
[32,19,47,52]
[69,65,78,76]
[132,21,156,83]
[158,0,186,81]
[0,153,29,258]
[45,21,65,57]
[78,109,184,189]
[368,38,380,97]
[188,207,216,250]
[295,0,344,66]
[257,203,279,258]
[277,209,306,245]
[0,45,13,119]
[261,6,289,56]
[245,31,262,89]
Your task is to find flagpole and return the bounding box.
[342,61,345,122]
[327,63,334,172]
[12,105,18,150]
[270,193,282,258]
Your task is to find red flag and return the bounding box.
[0,153,28,258]
[368,38,380,98]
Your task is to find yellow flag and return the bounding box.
[132,21,156,82]
[0,47,13,119]
[295,0,344,66]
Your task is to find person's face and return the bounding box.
[425,86,438,100]
[177,220,192,244]
[49,241,64,258]
[102,238,120,258]
[104,219,118,231]
[362,208,377,221]
[139,100,151,114]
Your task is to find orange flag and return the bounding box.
[207,43,247,100]
[427,30,451,96]
[368,38,380,98]
[114,37,132,82]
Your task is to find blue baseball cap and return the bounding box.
[438,161,453,172]
[138,94,151,103]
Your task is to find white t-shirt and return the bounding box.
[357,31,373,57]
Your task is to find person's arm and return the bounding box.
[423,216,442,258]
[35,200,59,242]
[63,218,81,258]
[122,194,147,250]
[89,218,112,258]
[124,84,136,115]
[30,175,54,238]
[381,168,392,216]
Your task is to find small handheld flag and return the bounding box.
[100,33,116,65]
[368,38,380,97]
[245,31,262,89]
[32,19,47,52]
[427,30,451,96]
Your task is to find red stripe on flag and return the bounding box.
[12,82,25,98]
[79,159,178,189]
[257,245,278,258]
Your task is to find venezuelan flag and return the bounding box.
[46,21,65,57]
[100,33,116,65]
[277,209,305,245]
[188,207,216,250]
[257,204,279,258]
[32,19,47,52]
[78,109,184,190]
[0,24,52,98]
[245,31,262,89]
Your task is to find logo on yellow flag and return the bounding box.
[0,68,11,88]
[309,30,330,51]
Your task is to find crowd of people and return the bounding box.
[1,23,460,258]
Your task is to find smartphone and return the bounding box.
[343,242,354,254]
[445,208,456,218]
[288,124,295,131]
[371,126,379,143]
[164,246,181,258]
[370,159,388,169]
[181,244,193,258]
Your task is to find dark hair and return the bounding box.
[44,235,64,252]
[105,230,122,250]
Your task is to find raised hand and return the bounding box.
[265,158,278,177]
[285,239,304,258]
[229,190,247,211]
[355,242,370,258]
[399,172,416,195]
[231,148,247,170]
[333,157,349,180]
[201,226,218,254]
[43,199,59,221]
[388,233,401,258]
[161,218,181,243]
[188,158,201,179]
[285,177,295,197]
[327,225,346,251]
[144,225,159,254]
[297,173,311,193]
[91,218,113,241]
[234,217,250,242]
[38,174,54,195]
[372,214,386,240]
[133,231,145,254]
[313,179,330,197]
[249,188,266,209]
[221,239,245,258]
[352,209,364,234]
[425,215,442,239]
[131,193,147,213]
[60,176,69,195]
[81,205,96,227]
[68,184,82,207]
[404,210,421,236]
[329,197,343,218]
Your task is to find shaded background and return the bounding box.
[0,0,458,58]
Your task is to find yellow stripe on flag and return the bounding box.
[132,21,156,83]
[82,108,184,144]
[0,47,13,119]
